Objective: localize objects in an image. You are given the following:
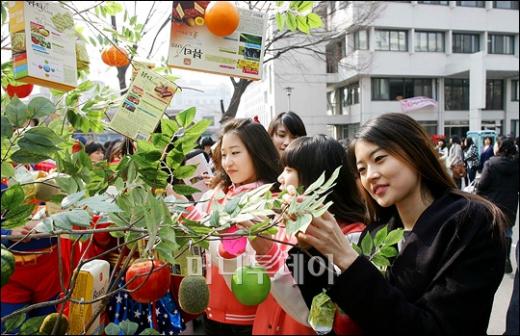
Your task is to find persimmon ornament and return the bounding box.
[125,258,171,303]
[204,1,240,37]
[5,83,34,98]
[101,45,130,67]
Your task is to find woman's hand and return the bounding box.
[237,219,273,255]
[10,220,39,242]
[296,211,358,272]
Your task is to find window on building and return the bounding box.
[327,90,339,115]
[415,31,445,52]
[485,79,504,110]
[326,38,346,73]
[341,82,360,107]
[335,123,360,140]
[488,34,515,54]
[417,121,438,136]
[444,120,469,139]
[445,78,470,110]
[493,1,519,9]
[456,1,485,7]
[372,78,433,101]
[354,30,369,50]
[375,30,408,51]
[452,33,480,53]
[418,1,449,5]
[512,80,519,101]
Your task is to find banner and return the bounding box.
[400,96,438,112]
[9,1,77,91]
[109,68,177,141]
[167,1,267,80]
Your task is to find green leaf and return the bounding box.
[172,184,200,196]
[78,194,122,213]
[17,127,63,154]
[3,312,26,332]
[275,12,285,31]
[120,319,139,335]
[379,246,398,258]
[55,176,79,194]
[275,1,284,6]
[10,149,50,164]
[319,166,341,193]
[5,97,28,127]
[371,254,391,268]
[306,13,323,29]
[384,229,404,246]
[1,184,25,209]
[104,322,121,336]
[297,15,310,34]
[224,196,241,215]
[19,315,45,335]
[160,118,179,138]
[28,97,56,119]
[103,1,124,15]
[1,161,15,178]
[174,164,197,179]
[185,119,212,139]
[360,232,374,255]
[286,213,312,237]
[176,107,196,128]
[1,116,13,138]
[2,204,35,229]
[53,209,91,229]
[61,191,86,208]
[140,328,161,335]
[373,225,388,248]
[351,242,362,255]
[286,12,297,31]
[209,210,220,227]
[298,1,313,13]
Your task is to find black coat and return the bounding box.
[287,192,505,335]
[477,155,519,227]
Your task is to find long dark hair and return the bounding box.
[216,118,281,189]
[348,113,505,234]
[268,112,307,138]
[496,136,517,157]
[282,135,366,223]
[85,142,104,155]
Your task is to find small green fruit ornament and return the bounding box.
[39,313,69,335]
[231,265,271,306]
[179,275,210,314]
[1,245,15,287]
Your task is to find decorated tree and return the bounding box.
[0,2,397,335]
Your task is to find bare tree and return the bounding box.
[220,1,383,123]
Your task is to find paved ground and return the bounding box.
[488,210,518,335]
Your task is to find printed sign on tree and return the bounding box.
[8,1,77,91]
[109,68,177,141]
[167,1,267,80]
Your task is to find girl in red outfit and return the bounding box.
[239,135,366,335]
[184,119,281,335]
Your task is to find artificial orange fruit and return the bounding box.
[204,1,240,37]
[101,45,130,67]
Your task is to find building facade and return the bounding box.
[327,1,519,140]
[240,1,519,140]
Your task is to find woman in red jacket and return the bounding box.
[241,135,366,335]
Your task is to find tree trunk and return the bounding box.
[117,65,129,95]
[220,78,253,123]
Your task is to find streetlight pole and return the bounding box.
[285,86,294,112]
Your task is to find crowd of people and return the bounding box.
[1,111,518,335]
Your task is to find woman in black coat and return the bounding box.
[477,136,519,273]
[289,113,506,335]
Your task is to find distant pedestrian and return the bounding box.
[479,136,494,172]
[268,112,307,156]
[464,137,479,183]
[477,136,519,274]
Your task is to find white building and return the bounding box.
[240,1,519,140]
[237,14,330,135]
[169,78,233,137]
[327,0,519,139]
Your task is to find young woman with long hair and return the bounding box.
[293,113,506,334]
